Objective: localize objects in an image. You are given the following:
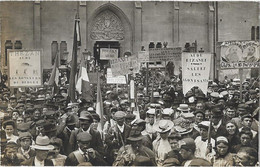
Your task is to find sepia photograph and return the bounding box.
[0,0,259,166]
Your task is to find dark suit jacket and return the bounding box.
[105,123,131,149]
[69,127,105,155]
[20,157,54,166]
[64,150,108,166]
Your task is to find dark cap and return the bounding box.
[241,114,253,120]
[79,111,93,122]
[114,111,126,120]
[77,132,92,142]
[50,137,63,148]
[211,107,223,117]
[18,132,32,140]
[5,142,18,149]
[43,122,57,133]
[179,138,196,152]
[17,122,31,132]
[237,104,249,110]
[127,134,144,142]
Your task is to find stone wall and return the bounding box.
[0,1,259,74]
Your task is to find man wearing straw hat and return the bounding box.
[21,135,54,166]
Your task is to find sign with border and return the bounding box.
[220,41,260,69]
[8,49,43,87]
[149,47,182,62]
[100,48,118,60]
[106,68,126,84]
[110,55,140,77]
[182,52,212,96]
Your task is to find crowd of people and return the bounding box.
[0,68,259,166]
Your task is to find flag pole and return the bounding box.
[68,13,81,102]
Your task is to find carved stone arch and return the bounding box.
[90,10,124,40]
[88,3,133,56]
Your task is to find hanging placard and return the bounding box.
[8,50,42,87]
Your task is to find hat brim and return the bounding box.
[154,121,174,133]
[31,144,54,150]
[178,128,193,135]
[177,107,190,111]
[79,117,92,121]
[127,135,144,141]
[36,98,45,101]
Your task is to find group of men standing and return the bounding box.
[0,71,259,166]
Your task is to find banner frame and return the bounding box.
[7,49,43,88]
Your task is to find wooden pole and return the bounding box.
[239,69,243,102]
[146,62,149,95]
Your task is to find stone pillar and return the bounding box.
[134,1,142,53]
[207,2,215,53]
[79,1,87,53]
[33,1,41,49]
[208,2,215,79]
[173,2,180,46]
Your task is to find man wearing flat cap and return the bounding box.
[210,107,227,139]
[65,132,107,166]
[1,141,25,166]
[17,132,36,160]
[105,110,131,165]
[69,110,104,155]
[194,121,215,159]
[113,133,156,166]
[179,138,196,165]
[232,104,259,132]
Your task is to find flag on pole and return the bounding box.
[96,73,104,133]
[76,60,92,102]
[48,52,59,86]
[68,13,81,102]
[48,52,60,95]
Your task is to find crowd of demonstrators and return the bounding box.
[0,69,259,167]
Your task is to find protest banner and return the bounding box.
[100,48,118,60]
[149,47,182,62]
[110,55,140,77]
[88,72,98,84]
[220,41,260,69]
[137,51,150,62]
[182,53,212,96]
[106,68,126,84]
[8,50,42,87]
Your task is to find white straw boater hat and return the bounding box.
[154,120,174,133]
[31,135,54,150]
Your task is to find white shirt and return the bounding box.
[117,124,125,133]
[157,139,172,159]
[212,120,222,131]
[6,134,19,143]
[34,157,44,166]
[195,136,215,159]
[21,147,31,159]
[78,147,89,161]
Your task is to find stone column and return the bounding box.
[173,2,180,46]
[207,2,215,53]
[79,1,87,52]
[134,1,142,53]
[33,1,41,49]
